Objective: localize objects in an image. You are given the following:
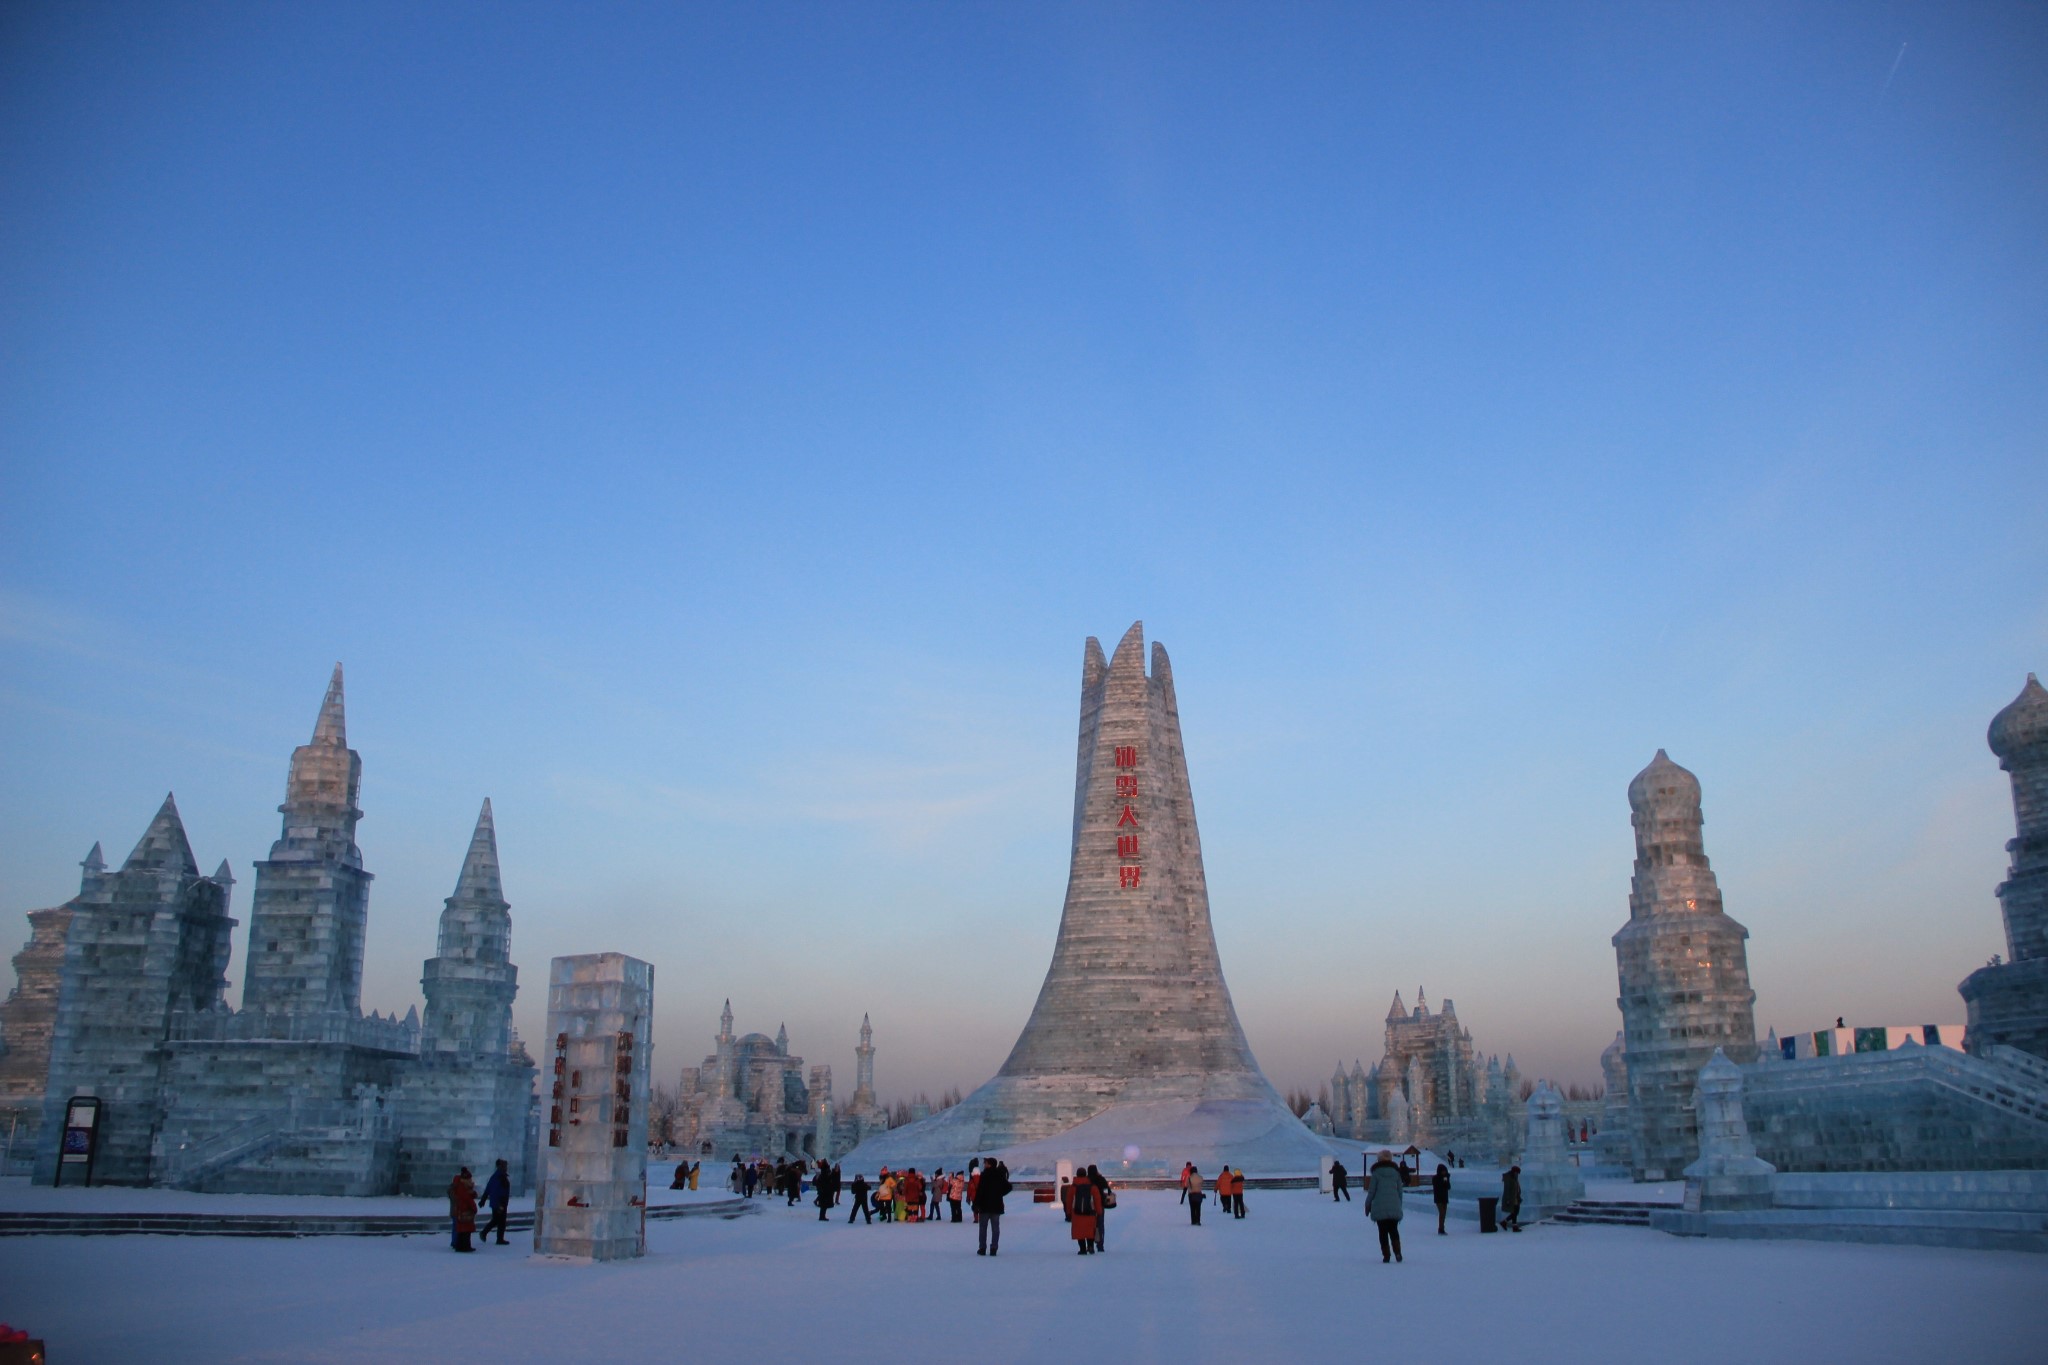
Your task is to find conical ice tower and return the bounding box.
[845,623,1331,1175]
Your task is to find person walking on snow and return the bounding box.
[448,1167,478,1253]
[1179,1161,1194,1204]
[1086,1165,1111,1251]
[1069,1169,1101,1254]
[480,1159,511,1245]
[1366,1150,1404,1263]
[847,1172,873,1223]
[1501,1164,1523,1232]
[973,1158,1010,1255]
[1186,1166,1206,1225]
[1431,1162,1451,1235]
[1331,1158,1351,1202]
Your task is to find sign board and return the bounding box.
[1319,1154,1334,1194]
[55,1096,101,1187]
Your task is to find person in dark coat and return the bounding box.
[1365,1150,1404,1263]
[448,1167,478,1252]
[1086,1165,1110,1252]
[1501,1165,1523,1232]
[1431,1162,1451,1235]
[973,1158,1010,1255]
[1330,1158,1351,1202]
[480,1159,512,1245]
[847,1172,872,1223]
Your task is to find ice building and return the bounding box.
[8,667,536,1193]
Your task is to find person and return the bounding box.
[816,1163,834,1221]
[688,1159,701,1191]
[876,1171,897,1223]
[974,1158,1010,1255]
[1231,1166,1247,1219]
[480,1158,511,1246]
[1330,1158,1351,1201]
[1058,1175,1074,1222]
[1069,1167,1100,1255]
[1366,1149,1404,1263]
[1186,1166,1205,1226]
[448,1167,478,1253]
[847,1172,873,1223]
[948,1169,966,1223]
[741,1161,757,1198]
[966,1159,982,1223]
[1501,1164,1523,1233]
[670,1161,690,1190]
[1213,1166,1229,1220]
[1179,1161,1194,1204]
[929,1167,947,1223]
[1087,1165,1110,1251]
[901,1168,922,1223]
[1431,1162,1451,1236]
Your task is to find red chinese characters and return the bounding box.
[1113,744,1141,889]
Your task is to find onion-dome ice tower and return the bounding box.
[843,623,1332,1176]
[1612,750,1758,1181]
[1960,674,2048,1059]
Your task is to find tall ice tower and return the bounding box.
[241,665,373,1021]
[1612,750,1757,1181]
[843,622,1330,1174]
[419,800,517,1057]
[1960,674,2048,1059]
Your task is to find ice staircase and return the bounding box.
[160,1113,291,1190]
[1551,1199,1658,1227]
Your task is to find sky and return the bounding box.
[2,1,2044,1100]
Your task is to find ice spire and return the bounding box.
[124,793,199,876]
[1386,991,1406,1021]
[81,842,105,874]
[452,799,502,901]
[313,663,346,746]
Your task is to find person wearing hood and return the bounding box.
[447,1167,478,1253]
[1365,1150,1404,1263]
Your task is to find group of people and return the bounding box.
[1173,1162,1250,1225]
[444,1159,513,1253]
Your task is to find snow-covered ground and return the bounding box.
[1,1188,2040,1363]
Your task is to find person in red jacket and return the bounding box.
[1068,1169,1100,1254]
[447,1168,478,1253]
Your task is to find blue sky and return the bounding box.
[3,2,2043,1097]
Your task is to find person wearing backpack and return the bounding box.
[1069,1169,1100,1254]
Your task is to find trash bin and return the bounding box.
[1478,1195,1498,1233]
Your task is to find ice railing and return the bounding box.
[167,1007,420,1054]
[159,1093,398,1188]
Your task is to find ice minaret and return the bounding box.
[420,800,518,1057]
[844,623,1326,1173]
[1612,750,1757,1181]
[1960,673,2048,1059]
[852,1013,876,1110]
[241,665,373,1020]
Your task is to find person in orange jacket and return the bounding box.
[1178,1161,1194,1204]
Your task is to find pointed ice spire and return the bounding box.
[1386,991,1406,1021]
[776,1022,789,1055]
[1416,986,1428,1015]
[452,798,503,901]
[124,793,199,876]
[1081,636,1109,691]
[860,1011,872,1043]
[211,859,235,886]
[312,663,346,745]
[81,842,105,874]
